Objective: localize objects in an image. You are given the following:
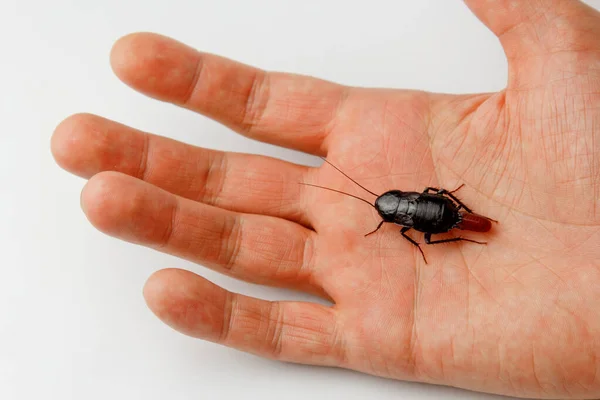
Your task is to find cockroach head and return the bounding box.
[375,190,403,221]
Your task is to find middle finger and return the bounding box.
[52,113,312,226]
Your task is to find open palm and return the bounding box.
[52,1,600,398]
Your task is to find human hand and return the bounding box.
[51,1,600,398]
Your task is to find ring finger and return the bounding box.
[81,171,325,296]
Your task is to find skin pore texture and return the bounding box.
[51,1,600,398]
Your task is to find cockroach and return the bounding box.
[301,158,496,264]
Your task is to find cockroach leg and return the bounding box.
[364,220,384,237]
[401,227,427,264]
[423,186,474,214]
[424,233,486,245]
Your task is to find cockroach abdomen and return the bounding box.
[457,212,492,232]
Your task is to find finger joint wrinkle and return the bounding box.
[241,71,270,134]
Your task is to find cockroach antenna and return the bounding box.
[318,157,379,197]
[297,182,375,209]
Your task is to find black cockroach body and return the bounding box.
[302,158,496,263]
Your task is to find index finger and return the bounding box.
[110,32,348,155]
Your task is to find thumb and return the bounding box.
[464,0,600,86]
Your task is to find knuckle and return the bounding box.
[156,200,178,249]
[298,234,317,283]
[218,214,244,272]
[200,152,228,205]
[328,321,348,365]
[137,133,150,181]
[219,292,236,344]
[241,71,270,133]
[266,302,285,358]
[182,55,204,107]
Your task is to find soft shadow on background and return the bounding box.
[3,0,598,399]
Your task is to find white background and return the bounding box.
[3,0,600,399]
